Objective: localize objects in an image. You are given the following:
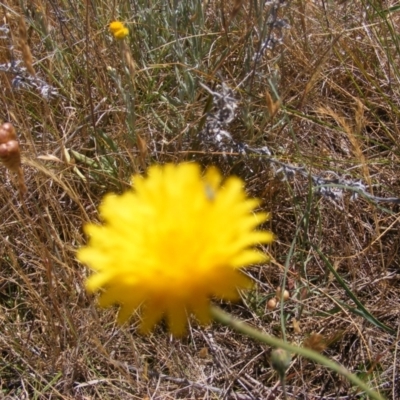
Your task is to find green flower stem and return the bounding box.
[211,306,384,400]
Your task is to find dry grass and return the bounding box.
[0,0,399,399]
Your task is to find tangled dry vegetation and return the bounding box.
[0,0,399,399]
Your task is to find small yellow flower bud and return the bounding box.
[109,21,124,33]
[109,21,129,40]
[113,27,129,40]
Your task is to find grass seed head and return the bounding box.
[0,123,21,172]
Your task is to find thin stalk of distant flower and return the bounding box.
[212,306,385,400]
[107,20,146,162]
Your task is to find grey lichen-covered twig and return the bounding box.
[247,0,291,90]
[0,22,58,99]
[0,60,59,100]
[252,1,291,63]
[198,81,400,205]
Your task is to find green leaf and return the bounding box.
[311,244,395,335]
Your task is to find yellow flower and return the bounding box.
[109,21,129,40]
[78,163,273,336]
